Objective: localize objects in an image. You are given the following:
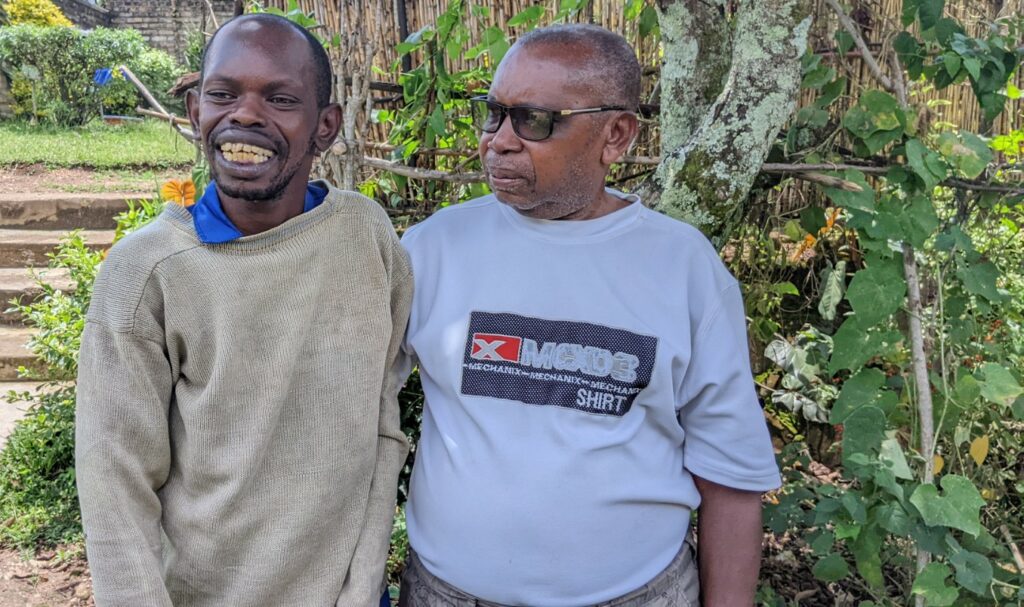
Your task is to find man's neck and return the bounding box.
[219,179,308,236]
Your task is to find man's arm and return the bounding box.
[335,261,414,607]
[693,475,765,607]
[76,320,174,606]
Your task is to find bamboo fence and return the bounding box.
[260,0,1023,212]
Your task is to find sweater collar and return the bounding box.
[188,181,329,244]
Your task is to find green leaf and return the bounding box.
[809,530,834,554]
[818,261,847,322]
[879,437,914,480]
[800,207,827,234]
[963,57,982,80]
[829,321,901,374]
[842,406,887,469]
[909,475,985,536]
[918,0,945,30]
[905,138,948,189]
[851,525,885,588]
[822,170,875,212]
[1013,395,1024,421]
[507,5,545,27]
[624,0,645,20]
[832,368,885,423]
[941,52,961,78]
[902,0,921,26]
[976,363,1023,407]
[956,260,1007,303]
[638,5,659,38]
[842,91,906,154]
[949,548,993,596]
[912,562,959,606]
[845,260,906,326]
[812,553,849,582]
[937,131,993,178]
[835,30,854,54]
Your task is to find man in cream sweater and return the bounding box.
[75,14,411,606]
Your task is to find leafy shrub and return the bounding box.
[184,29,205,72]
[0,199,163,548]
[0,25,147,125]
[2,0,70,27]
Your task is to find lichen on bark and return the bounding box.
[649,0,812,248]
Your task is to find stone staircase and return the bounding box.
[0,192,126,444]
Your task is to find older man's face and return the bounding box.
[479,46,612,220]
[188,20,331,204]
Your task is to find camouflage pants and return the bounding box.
[397,535,700,607]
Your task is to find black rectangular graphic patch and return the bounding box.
[461,311,658,416]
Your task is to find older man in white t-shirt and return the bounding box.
[398,23,781,607]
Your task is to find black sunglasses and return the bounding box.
[470,96,630,142]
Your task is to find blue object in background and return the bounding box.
[380,590,391,607]
[93,68,113,86]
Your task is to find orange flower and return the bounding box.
[789,233,817,263]
[161,179,196,207]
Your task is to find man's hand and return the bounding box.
[693,475,765,607]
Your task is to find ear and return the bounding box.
[600,111,639,167]
[185,88,200,137]
[313,103,343,153]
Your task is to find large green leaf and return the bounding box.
[843,91,906,154]
[879,436,914,480]
[832,368,885,423]
[846,261,907,326]
[829,321,902,374]
[956,260,1008,302]
[812,553,849,582]
[851,524,885,588]
[918,0,945,30]
[842,406,886,470]
[949,546,993,596]
[905,138,949,189]
[901,195,939,249]
[937,132,993,178]
[976,363,1023,407]
[818,261,847,322]
[909,475,985,536]
[821,170,875,212]
[912,562,959,606]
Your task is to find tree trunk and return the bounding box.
[649,0,812,248]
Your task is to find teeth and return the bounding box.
[219,141,275,164]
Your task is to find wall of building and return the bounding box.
[54,0,112,29]
[54,0,236,61]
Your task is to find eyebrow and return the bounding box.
[202,75,307,94]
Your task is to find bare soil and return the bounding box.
[0,547,93,607]
[0,164,187,195]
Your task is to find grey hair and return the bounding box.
[513,24,641,110]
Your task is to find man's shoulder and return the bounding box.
[323,186,393,228]
[402,195,498,244]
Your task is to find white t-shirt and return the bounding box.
[401,191,780,606]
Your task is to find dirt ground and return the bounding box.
[0,164,187,195]
[0,547,93,607]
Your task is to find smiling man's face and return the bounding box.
[187,18,336,205]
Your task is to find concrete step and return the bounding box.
[0,326,45,381]
[0,228,115,268]
[0,267,74,324]
[0,192,135,230]
[0,382,44,449]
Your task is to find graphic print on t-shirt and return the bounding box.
[461,311,658,416]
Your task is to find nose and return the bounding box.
[229,93,265,127]
[483,112,523,154]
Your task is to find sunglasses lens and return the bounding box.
[472,100,503,133]
[509,107,553,141]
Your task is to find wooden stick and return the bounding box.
[136,107,190,126]
[1001,525,1024,573]
[360,156,484,183]
[120,65,194,142]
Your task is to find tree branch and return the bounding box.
[823,0,895,93]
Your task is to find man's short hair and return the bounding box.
[200,13,333,109]
[514,24,641,110]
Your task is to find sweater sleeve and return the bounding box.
[335,258,414,607]
[75,319,174,607]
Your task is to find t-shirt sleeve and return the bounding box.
[677,282,781,491]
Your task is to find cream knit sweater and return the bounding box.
[75,185,412,607]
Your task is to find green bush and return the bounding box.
[2,0,70,27]
[0,199,164,549]
[0,25,147,125]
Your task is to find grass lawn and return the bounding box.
[0,119,195,168]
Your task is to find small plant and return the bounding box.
[2,0,70,27]
[0,198,164,549]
